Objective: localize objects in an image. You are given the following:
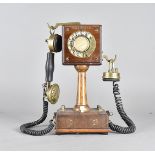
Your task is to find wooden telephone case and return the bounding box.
[55,25,111,134]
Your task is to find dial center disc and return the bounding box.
[73,36,89,52]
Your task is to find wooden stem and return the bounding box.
[74,65,90,112]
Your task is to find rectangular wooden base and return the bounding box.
[55,107,111,134]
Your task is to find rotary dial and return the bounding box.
[67,31,96,58]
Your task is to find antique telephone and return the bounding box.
[20,22,136,136]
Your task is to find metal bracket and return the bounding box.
[47,22,81,31]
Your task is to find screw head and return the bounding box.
[66,57,69,61]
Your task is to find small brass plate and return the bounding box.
[46,84,60,104]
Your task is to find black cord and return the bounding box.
[20,99,54,136]
[109,81,136,134]
[20,52,56,136]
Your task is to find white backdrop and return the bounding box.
[0,3,155,150]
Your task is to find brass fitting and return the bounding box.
[102,54,120,81]
[45,82,60,104]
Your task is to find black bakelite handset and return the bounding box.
[20,33,62,136]
[46,52,54,82]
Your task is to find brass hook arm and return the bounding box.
[103,54,117,63]
[103,54,117,72]
[103,54,110,62]
[47,22,81,30]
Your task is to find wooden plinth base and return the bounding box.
[55,107,111,134]
[56,129,111,134]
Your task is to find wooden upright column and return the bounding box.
[74,65,90,112]
[55,65,111,134]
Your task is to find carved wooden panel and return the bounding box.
[55,108,111,134]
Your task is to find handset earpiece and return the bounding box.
[46,33,62,52]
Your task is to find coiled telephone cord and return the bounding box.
[20,81,136,135]
[20,99,55,136]
[109,81,136,134]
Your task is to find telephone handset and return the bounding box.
[20,22,136,136]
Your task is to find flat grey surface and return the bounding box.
[0,3,155,151]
